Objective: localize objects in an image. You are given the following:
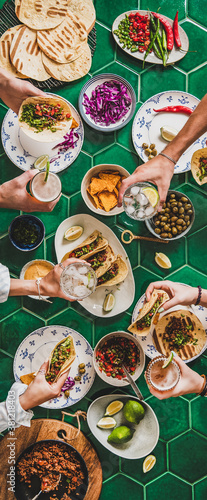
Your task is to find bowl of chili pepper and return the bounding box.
[9,214,45,251]
[94,331,145,386]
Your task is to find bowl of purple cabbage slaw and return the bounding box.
[78,73,136,132]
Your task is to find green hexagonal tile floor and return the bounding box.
[0,0,207,499]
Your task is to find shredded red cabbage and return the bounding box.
[61,377,75,393]
[50,129,79,163]
[82,80,132,126]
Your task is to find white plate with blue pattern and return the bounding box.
[1,96,84,173]
[132,91,207,174]
[13,325,95,409]
[131,296,207,363]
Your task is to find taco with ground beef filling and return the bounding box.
[191,147,207,185]
[128,289,169,336]
[61,230,108,262]
[85,245,116,278]
[97,255,128,287]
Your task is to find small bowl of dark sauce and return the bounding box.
[9,215,45,251]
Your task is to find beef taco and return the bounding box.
[191,147,207,185]
[153,309,206,360]
[18,95,78,142]
[128,289,169,336]
[61,230,108,262]
[97,255,128,287]
[85,245,116,278]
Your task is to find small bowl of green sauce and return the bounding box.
[9,215,45,251]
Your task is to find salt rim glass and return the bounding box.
[30,171,62,203]
[60,262,97,300]
[145,355,181,392]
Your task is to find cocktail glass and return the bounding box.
[30,171,62,203]
[60,262,97,300]
[122,182,159,220]
[145,355,180,392]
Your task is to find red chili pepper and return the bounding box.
[173,11,181,48]
[153,106,193,115]
[152,12,174,51]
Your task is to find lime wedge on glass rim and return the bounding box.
[142,186,159,207]
[103,292,115,312]
[44,160,50,182]
[162,352,174,369]
[33,155,49,170]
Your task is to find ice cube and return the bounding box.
[123,196,133,206]
[136,209,145,219]
[81,275,89,286]
[130,186,140,196]
[126,205,135,215]
[78,266,88,275]
[136,192,148,206]
[74,285,88,297]
[145,206,155,216]
[89,278,94,288]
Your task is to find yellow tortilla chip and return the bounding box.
[98,190,118,212]
[71,117,79,129]
[20,372,35,385]
[99,172,121,187]
[87,187,103,209]
[90,177,108,195]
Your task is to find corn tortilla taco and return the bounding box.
[97,255,128,287]
[61,230,108,262]
[18,95,77,142]
[128,289,169,336]
[191,147,207,185]
[85,245,116,278]
[153,310,206,360]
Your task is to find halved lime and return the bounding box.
[162,352,174,369]
[64,226,83,241]
[105,400,123,416]
[142,187,159,207]
[103,292,115,312]
[97,417,116,429]
[160,126,178,142]
[34,155,49,170]
[44,160,50,182]
[143,455,156,473]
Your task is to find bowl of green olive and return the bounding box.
[145,190,195,240]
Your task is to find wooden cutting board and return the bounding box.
[0,418,102,500]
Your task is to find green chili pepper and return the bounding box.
[143,17,160,68]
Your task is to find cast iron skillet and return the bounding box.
[15,439,88,500]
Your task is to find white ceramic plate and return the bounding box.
[78,73,136,132]
[93,331,145,386]
[55,214,135,318]
[81,163,130,216]
[13,325,95,409]
[112,10,189,65]
[1,94,84,173]
[87,394,159,459]
[131,298,207,363]
[132,90,207,174]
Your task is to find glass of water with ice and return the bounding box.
[60,262,97,300]
[122,182,159,221]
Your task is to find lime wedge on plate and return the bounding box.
[97,417,116,429]
[103,292,115,312]
[34,155,49,170]
[105,400,123,416]
[44,160,50,182]
[160,126,178,142]
[143,455,156,473]
[142,187,159,207]
[64,226,83,241]
[155,252,172,269]
[162,352,174,369]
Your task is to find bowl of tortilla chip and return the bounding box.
[81,164,129,215]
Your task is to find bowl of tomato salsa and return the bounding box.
[93,331,145,386]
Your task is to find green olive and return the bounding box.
[167,202,171,208]
[155,228,161,234]
[74,376,81,381]
[171,222,176,227]
[187,209,193,215]
[182,225,187,231]
[178,202,182,207]
[180,196,188,202]
[163,203,166,209]
[178,207,184,214]
[151,149,157,156]
[176,225,182,231]
[160,221,165,227]
[177,219,184,225]
[170,193,175,198]
[155,220,160,226]
[161,216,168,222]
[171,216,178,222]
[187,220,191,226]
[64,390,70,398]
[165,208,170,213]
[160,233,168,238]
[184,204,192,210]
[171,201,178,206]
[164,225,170,231]
[168,233,173,238]
[142,143,148,149]
[79,368,86,374]
[150,143,155,149]
[79,363,85,369]
[172,227,178,235]
[145,148,151,156]
[160,209,166,214]
[148,154,154,160]
[172,207,178,213]
[184,215,190,221]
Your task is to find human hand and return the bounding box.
[145,353,204,398]
[118,155,174,209]
[19,360,70,410]
[0,170,60,212]
[145,280,197,311]
[40,258,89,301]
[0,69,44,114]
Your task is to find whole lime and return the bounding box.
[107,425,133,444]
[123,400,145,425]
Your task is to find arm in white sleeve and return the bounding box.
[0,382,33,432]
[0,263,10,303]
